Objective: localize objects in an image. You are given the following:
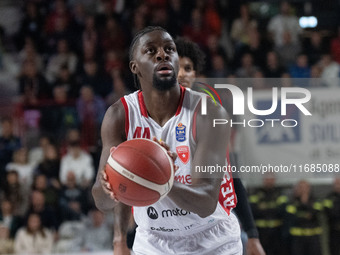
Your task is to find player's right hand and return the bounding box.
[100,168,118,202]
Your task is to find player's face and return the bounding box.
[130,30,179,91]
[178,57,196,88]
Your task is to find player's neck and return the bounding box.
[142,86,181,127]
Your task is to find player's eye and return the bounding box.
[185,66,192,72]
[146,48,155,54]
[166,46,175,52]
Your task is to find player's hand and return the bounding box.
[247,238,266,255]
[101,146,119,202]
[152,137,179,171]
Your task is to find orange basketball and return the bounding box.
[105,138,174,206]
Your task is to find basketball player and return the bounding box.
[176,37,265,255]
[92,26,242,254]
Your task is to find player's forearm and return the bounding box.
[92,180,117,212]
[113,203,132,241]
[168,181,219,218]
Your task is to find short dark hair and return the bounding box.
[129,26,171,89]
[175,37,205,74]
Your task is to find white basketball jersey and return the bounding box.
[121,86,237,236]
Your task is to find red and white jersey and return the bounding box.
[121,86,237,236]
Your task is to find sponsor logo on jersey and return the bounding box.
[161,208,191,218]
[147,206,158,220]
[150,226,180,232]
[176,123,186,142]
[176,146,189,164]
[174,174,192,184]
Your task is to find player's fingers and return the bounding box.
[110,146,117,154]
[167,151,177,162]
[101,170,108,181]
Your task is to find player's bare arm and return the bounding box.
[167,98,230,218]
[92,101,127,212]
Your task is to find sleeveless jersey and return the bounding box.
[121,86,237,236]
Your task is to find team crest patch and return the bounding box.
[176,123,186,142]
[176,146,189,164]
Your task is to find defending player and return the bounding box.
[92,26,242,254]
[176,37,265,255]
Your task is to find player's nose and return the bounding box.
[156,48,169,62]
[178,67,185,78]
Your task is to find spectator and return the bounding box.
[324,178,340,255]
[330,26,340,64]
[100,16,126,53]
[14,213,54,254]
[0,117,21,185]
[81,208,112,251]
[53,64,81,100]
[230,4,257,47]
[31,174,59,211]
[234,28,268,70]
[77,60,112,98]
[0,200,22,238]
[106,70,131,106]
[82,15,98,52]
[45,39,78,84]
[305,30,328,66]
[53,220,85,253]
[263,51,287,78]
[319,54,340,87]
[276,31,301,69]
[59,130,95,188]
[35,144,61,190]
[28,135,52,167]
[17,1,44,49]
[0,171,28,217]
[285,180,323,255]
[76,85,106,150]
[6,147,35,189]
[204,34,228,74]
[249,174,288,255]
[26,190,58,230]
[182,8,210,48]
[236,53,258,78]
[18,59,51,105]
[267,1,302,48]
[289,54,310,79]
[59,171,88,221]
[208,54,230,78]
[18,38,44,72]
[0,224,14,255]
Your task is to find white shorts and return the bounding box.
[132,213,242,255]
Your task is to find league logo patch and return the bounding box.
[119,183,127,193]
[176,123,186,142]
[176,146,190,164]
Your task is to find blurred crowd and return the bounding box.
[0,0,340,254]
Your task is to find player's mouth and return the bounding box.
[156,63,173,75]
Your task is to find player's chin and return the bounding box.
[153,73,177,91]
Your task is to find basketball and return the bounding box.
[105,138,174,206]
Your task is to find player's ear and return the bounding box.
[130,60,139,74]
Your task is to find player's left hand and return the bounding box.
[152,137,179,172]
[247,238,266,255]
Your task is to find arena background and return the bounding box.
[0,0,339,254]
